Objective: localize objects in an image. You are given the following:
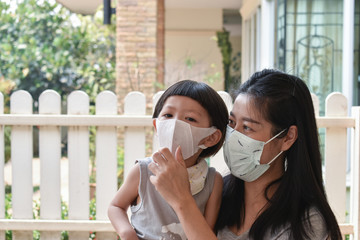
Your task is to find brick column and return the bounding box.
[116,0,157,114]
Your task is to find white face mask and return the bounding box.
[156,119,217,160]
[224,126,286,182]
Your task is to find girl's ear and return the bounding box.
[281,125,298,151]
[202,129,222,148]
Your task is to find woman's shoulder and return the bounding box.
[268,207,328,240]
[304,207,328,237]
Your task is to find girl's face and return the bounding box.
[157,95,211,128]
[229,94,283,165]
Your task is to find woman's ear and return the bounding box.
[153,118,157,132]
[281,125,298,151]
[202,129,222,148]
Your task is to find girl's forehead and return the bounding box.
[163,95,197,105]
[162,95,206,112]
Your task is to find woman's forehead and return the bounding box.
[233,94,263,120]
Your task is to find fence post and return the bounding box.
[152,91,163,153]
[217,91,233,113]
[39,90,62,240]
[311,93,320,117]
[210,91,233,175]
[123,91,146,179]
[0,93,4,240]
[96,91,118,240]
[324,93,347,223]
[351,106,360,239]
[67,91,90,240]
[10,90,33,240]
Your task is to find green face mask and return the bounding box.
[224,126,286,182]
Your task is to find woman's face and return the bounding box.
[228,94,283,165]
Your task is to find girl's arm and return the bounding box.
[149,147,218,240]
[204,172,223,230]
[108,163,140,240]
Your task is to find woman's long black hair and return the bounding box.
[215,69,342,239]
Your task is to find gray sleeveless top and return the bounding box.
[131,157,216,240]
[217,207,328,240]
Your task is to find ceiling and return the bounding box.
[56,0,243,15]
[165,0,243,9]
[56,0,103,15]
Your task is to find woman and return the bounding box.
[149,69,342,239]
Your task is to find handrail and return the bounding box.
[0,114,153,126]
[0,219,113,232]
[0,115,355,128]
[0,219,353,235]
[316,117,355,128]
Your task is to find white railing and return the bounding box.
[0,90,358,239]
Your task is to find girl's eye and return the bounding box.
[163,113,172,118]
[185,117,196,122]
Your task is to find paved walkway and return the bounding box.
[4,158,70,203]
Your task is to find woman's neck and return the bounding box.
[243,167,283,219]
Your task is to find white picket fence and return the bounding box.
[0,89,358,239]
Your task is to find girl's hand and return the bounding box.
[149,146,192,209]
[149,146,218,240]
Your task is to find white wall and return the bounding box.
[165,8,225,91]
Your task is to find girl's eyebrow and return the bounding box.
[162,104,175,109]
[163,105,203,117]
[230,111,261,125]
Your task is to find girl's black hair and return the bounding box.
[153,80,229,158]
[215,69,341,239]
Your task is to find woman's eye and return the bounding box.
[228,119,235,127]
[243,125,252,131]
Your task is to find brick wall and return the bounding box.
[116,0,157,114]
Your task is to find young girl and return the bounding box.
[108,80,229,240]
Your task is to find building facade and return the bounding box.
[241,0,359,113]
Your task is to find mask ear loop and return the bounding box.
[265,128,287,144]
[267,151,284,165]
[265,129,287,165]
[197,126,217,150]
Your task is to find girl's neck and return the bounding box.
[185,158,202,168]
[184,153,202,168]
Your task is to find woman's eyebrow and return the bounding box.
[230,111,261,125]
[242,117,261,125]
